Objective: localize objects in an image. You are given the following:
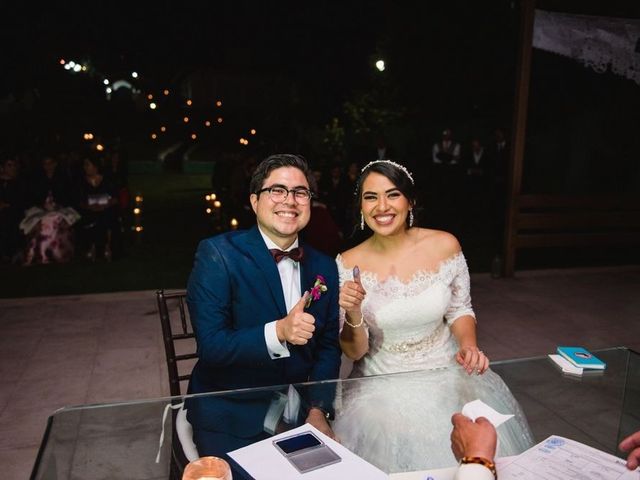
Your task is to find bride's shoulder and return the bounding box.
[415,228,462,258]
[336,242,369,269]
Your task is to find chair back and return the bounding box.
[156,289,197,397]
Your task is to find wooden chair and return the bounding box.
[156,289,199,477]
[156,289,197,397]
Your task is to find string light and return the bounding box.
[151,133,157,140]
[205,120,211,127]
[147,94,153,100]
[217,117,223,124]
[191,133,197,140]
[160,126,166,132]
[216,100,222,107]
[183,116,189,123]
[250,129,256,135]
[163,89,169,96]
[186,99,192,106]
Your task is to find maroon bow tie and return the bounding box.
[270,247,304,263]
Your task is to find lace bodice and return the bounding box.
[336,251,475,376]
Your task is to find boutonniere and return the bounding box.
[305,274,328,307]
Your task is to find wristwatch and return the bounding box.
[460,456,497,479]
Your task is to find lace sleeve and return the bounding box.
[335,255,351,330]
[335,254,370,334]
[444,253,476,325]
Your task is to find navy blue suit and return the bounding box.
[185,225,341,441]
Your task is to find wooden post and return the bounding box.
[503,0,536,277]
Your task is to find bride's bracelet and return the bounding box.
[344,313,364,328]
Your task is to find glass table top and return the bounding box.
[30,347,640,479]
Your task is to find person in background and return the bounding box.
[432,128,461,165]
[21,154,79,265]
[75,153,119,261]
[303,173,343,257]
[0,156,26,263]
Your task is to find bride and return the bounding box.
[332,159,533,472]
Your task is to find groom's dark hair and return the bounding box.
[249,154,312,194]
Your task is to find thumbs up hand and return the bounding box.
[276,292,316,345]
[339,266,367,322]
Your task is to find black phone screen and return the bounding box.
[275,433,322,454]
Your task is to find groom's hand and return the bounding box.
[276,292,316,345]
[306,408,336,440]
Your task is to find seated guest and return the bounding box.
[75,153,119,261]
[332,160,533,472]
[0,156,26,263]
[21,154,80,265]
[185,154,341,454]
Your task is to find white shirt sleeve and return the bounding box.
[264,321,290,359]
[454,463,495,480]
[451,143,461,164]
[433,143,442,163]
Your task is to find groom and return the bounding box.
[186,154,341,454]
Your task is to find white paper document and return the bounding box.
[228,423,389,480]
[498,435,639,479]
[461,399,514,427]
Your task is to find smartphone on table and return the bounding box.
[273,431,341,473]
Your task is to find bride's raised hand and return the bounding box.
[456,346,490,375]
[339,265,367,320]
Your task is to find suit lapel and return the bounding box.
[299,242,316,302]
[243,226,288,317]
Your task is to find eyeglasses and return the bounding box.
[257,185,314,205]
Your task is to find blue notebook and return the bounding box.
[556,346,606,370]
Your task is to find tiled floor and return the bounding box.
[1,265,639,479]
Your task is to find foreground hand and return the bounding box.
[276,292,315,345]
[306,408,336,440]
[339,267,366,322]
[456,346,490,375]
[619,430,640,470]
[451,413,497,461]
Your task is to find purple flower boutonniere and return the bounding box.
[305,274,328,308]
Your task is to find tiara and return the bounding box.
[360,159,414,185]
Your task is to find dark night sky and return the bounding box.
[2,0,639,169]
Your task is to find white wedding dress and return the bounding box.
[332,252,534,473]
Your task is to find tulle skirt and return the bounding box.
[333,366,534,473]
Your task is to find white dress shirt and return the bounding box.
[258,227,301,360]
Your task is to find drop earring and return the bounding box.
[360,211,365,230]
[409,209,414,227]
